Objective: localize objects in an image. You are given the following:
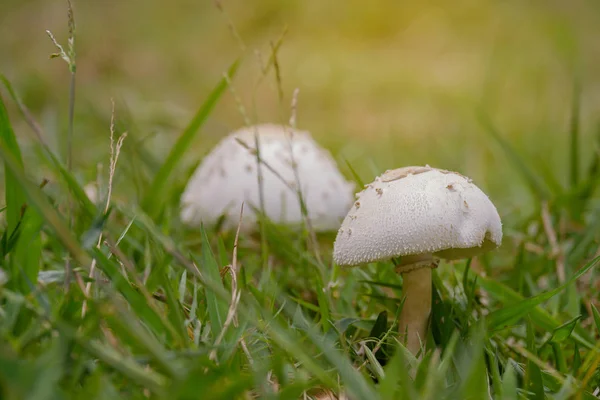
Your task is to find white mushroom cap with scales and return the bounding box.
[333,165,502,267]
[180,124,355,231]
[332,165,502,356]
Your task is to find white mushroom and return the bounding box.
[180,124,355,232]
[333,165,502,354]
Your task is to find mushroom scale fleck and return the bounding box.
[333,166,502,266]
[180,124,355,232]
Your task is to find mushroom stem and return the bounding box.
[398,266,432,355]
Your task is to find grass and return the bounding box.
[1,1,600,399]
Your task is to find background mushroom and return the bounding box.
[180,123,355,232]
[333,165,502,355]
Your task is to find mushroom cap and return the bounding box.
[180,124,355,231]
[333,166,502,266]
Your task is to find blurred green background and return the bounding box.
[1,0,599,215]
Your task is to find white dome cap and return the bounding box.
[333,166,502,266]
[180,124,355,231]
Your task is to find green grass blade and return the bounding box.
[197,225,228,338]
[17,297,169,395]
[170,366,253,400]
[161,272,188,343]
[142,60,241,218]
[457,324,489,399]
[573,343,581,377]
[574,126,600,212]
[486,255,600,332]
[569,78,581,188]
[379,345,418,400]
[91,248,170,340]
[344,158,365,188]
[306,327,379,399]
[363,345,385,382]
[566,208,600,268]
[0,133,91,268]
[277,298,379,399]
[71,332,168,393]
[555,376,576,400]
[12,210,43,294]
[0,94,25,235]
[106,301,183,379]
[501,361,518,400]
[551,342,568,374]
[1,76,96,218]
[315,278,332,332]
[524,318,545,400]
[125,206,230,302]
[457,264,594,347]
[255,315,339,389]
[591,303,600,335]
[487,347,503,399]
[548,315,581,343]
[0,336,65,400]
[47,148,97,218]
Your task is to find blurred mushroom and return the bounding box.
[333,166,502,354]
[180,124,355,232]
